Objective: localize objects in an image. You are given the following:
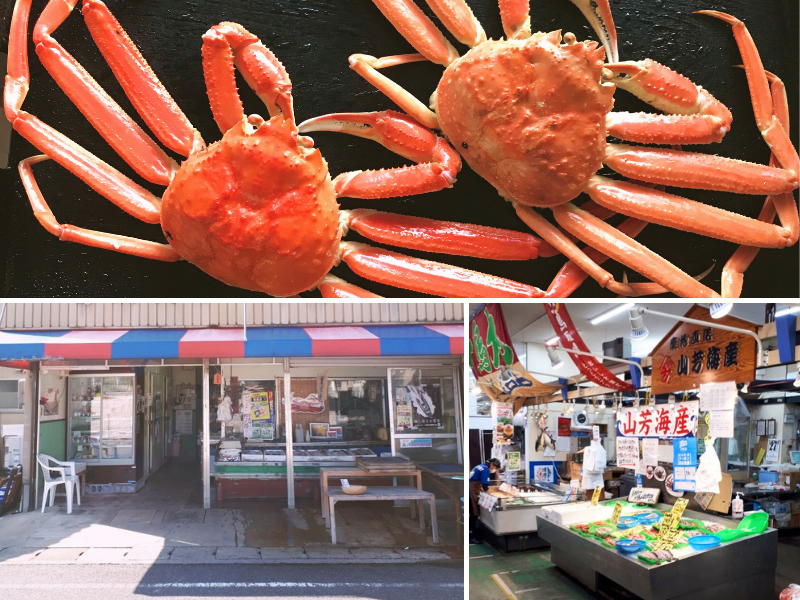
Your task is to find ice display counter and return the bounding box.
[537,500,776,600]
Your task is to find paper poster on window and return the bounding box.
[241,390,252,438]
[396,398,413,430]
[642,438,659,467]
[507,452,520,471]
[616,436,639,468]
[494,402,515,445]
[400,438,432,448]
[699,381,737,411]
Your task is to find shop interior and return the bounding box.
[468,302,800,600]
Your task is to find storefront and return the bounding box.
[0,316,464,510]
[468,302,799,600]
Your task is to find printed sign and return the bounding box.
[616,436,640,469]
[628,487,660,504]
[556,416,572,452]
[507,452,521,471]
[494,402,515,446]
[399,438,433,448]
[673,438,698,492]
[616,401,698,439]
[699,381,738,411]
[650,305,756,395]
[396,401,413,430]
[531,462,557,484]
[544,303,635,391]
[765,437,781,463]
[175,409,193,435]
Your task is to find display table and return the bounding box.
[537,503,777,600]
[326,486,438,545]
[319,467,422,526]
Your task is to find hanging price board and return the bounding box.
[670,498,689,521]
[654,526,682,551]
[610,502,624,528]
[591,484,603,506]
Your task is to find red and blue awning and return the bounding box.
[0,325,464,361]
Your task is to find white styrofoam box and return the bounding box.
[540,502,615,526]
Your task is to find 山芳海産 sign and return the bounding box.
[616,401,698,439]
[650,306,756,395]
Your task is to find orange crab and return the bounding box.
[299,0,800,297]
[5,0,558,298]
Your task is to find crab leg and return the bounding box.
[421,0,485,47]
[19,156,178,261]
[3,0,177,185]
[339,242,544,298]
[514,204,640,297]
[586,176,794,249]
[77,0,204,156]
[298,110,460,199]
[370,0,459,66]
[544,216,648,297]
[536,200,616,258]
[318,275,383,298]
[347,55,439,129]
[345,209,540,259]
[603,144,797,195]
[699,11,799,176]
[722,72,799,298]
[498,0,530,40]
[549,202,720,298]
[202,22,294,134]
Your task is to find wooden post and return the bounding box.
[202,358,210,509]
[283,357,294,509]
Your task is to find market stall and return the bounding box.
[538,499,776,600]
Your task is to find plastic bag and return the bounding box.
[694,438,722,494]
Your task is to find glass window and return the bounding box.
[391,369,456,435]
[68,375,134,463]
[0,379,24,411]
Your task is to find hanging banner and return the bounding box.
[471,304,561,413]
[650,305,757,395]
[617,401,698,438]
[544,303,635,391]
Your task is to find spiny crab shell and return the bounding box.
[435,31,615,207]
[161,116,340,297]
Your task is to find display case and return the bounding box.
[68,374,135,465]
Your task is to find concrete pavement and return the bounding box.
[0,461,461,565]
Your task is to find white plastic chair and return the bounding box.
[36,454,81,514]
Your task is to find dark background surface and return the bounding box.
[0,0,797,298]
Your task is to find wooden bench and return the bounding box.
[326,486,438,545]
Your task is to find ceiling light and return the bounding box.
[590,302,635,325]
[545,334,561,345]
[629,308,649,340]
[794,372,800,388]
[709,303,733,319]
[776,306,800,318]
[546,346,564,370]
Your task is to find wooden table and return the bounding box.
[326,486,438,545]
[319,467,422,526]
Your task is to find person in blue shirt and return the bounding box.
[469,458,500,543]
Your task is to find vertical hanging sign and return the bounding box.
[544,303,635,391]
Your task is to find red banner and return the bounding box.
[469,304,519,379]
[544,303,635,391]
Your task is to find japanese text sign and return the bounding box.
[610,502,624,527]
[616,401,698,439]
[673,438,698,492]
[591,484,603,506]
[616,437,640,468]
[544,303,635,392]
[650,305,756,395]
[628,487,660,504]
[470,304,519,378]
[699,381,737,411]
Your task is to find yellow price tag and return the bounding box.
[591,484,603,506]
[653,527,681,551]
[671,499,688,523]
[610,502,624,527]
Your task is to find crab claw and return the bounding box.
[299,111,461,199]
[568,0,618,63]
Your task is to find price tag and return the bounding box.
[610,502,624,527]
[340,478,350,488]
[591,484,603,506]
[653,526,682,551]
[670,498,688,521]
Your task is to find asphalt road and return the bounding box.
[0,562,464,599]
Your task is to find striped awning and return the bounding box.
[0,325,464,361]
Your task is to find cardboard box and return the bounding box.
[792,514,800,528]
[780,470,800,489]
[570,463,582,481]
[706,473,733,514]
[791,499,800,515]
